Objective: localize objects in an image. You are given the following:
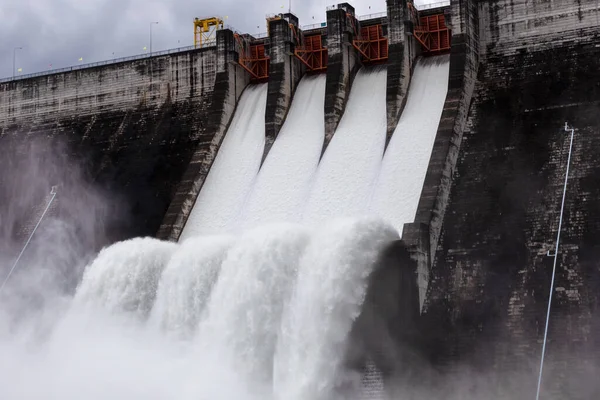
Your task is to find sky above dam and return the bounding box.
[0,0,436,79]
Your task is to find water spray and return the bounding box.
[0,186,58,294]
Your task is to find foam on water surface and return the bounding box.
[241,75,326,230]
[179,84,268,240]
[370,56,450,234]
[303,68,387,225]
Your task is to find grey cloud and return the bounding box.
[1,0,395,79]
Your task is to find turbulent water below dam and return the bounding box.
[0,58,449,400]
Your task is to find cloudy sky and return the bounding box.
[1,0,431,79]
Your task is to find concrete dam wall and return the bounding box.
[1,1,422,247]
[409,0,600,398]
[2,0,600,396]
[0,32,248,246]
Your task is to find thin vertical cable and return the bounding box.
[535,123,575,400]
[0,186,58,294]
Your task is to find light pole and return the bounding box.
[150,21,159,56]
[13,47,22,78]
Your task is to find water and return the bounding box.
[241,75,326,230]
[0,58,448,400]
[370,56,450,234]
[0,219,398,400]
[149,235,234,340]
[303,68,388,225]
[274,219,398,400]
[179,84,268,240]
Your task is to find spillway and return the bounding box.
[0,59,447,400]
[370,57,450,233]
[179,84,268,240]
[303,68,388,224]
[241,75,326,230]
[0,221,398,400]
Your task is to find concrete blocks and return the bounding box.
[323,3,362,152]
[264,14,305,163]
[385,0,418,144]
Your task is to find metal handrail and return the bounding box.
[0,43,215,84]
[357,12,387,21]
[416,1,451,10]
[302,22,327,30]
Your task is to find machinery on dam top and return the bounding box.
[192,1,451,82]
[194,17,224,48]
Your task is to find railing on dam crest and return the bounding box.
[0,44,201,84]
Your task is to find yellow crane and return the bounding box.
[194,17,224,48]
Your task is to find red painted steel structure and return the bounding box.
[234,34,269,81]
[414,14,451,54]
[294,34,328,71]
[352,24,389,63]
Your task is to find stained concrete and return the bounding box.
[411,0,600,397]
[402,0,479,308]
[323,3,362,152]
[264,14,305,163]
[385,0,419,143]
[157,29,249,241]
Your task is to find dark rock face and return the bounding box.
[415,0,600,397]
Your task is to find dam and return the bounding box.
[1,0,600,398]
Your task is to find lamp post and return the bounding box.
[150,21,159,56]
[13,47,23,78]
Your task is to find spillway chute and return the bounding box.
[241,74,326,230]
[179,84,268,240]
[370,55,450,235]
[303,67,388,225]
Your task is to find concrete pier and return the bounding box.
[264,13,305,163]
[323,3,361,151]
[402,0,479,294]
[385,0,418,143]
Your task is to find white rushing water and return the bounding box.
[303,68,388,225]
[274,219,398,400]
[149,235,234,340]
[179,84,268,240]
[0,56,450,400]
[370,56,450,234]
[0,219,398,400]
[241,75,326,230]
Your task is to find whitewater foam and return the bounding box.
[149,235,234,339]
[370,56,450,234]
[0,220,399,400]
[74,237,176,319]
[241,75,326,230]
[179,84,268,240]
[274,219,399,400]
[199,224,310,385]
[303,68,387,225]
